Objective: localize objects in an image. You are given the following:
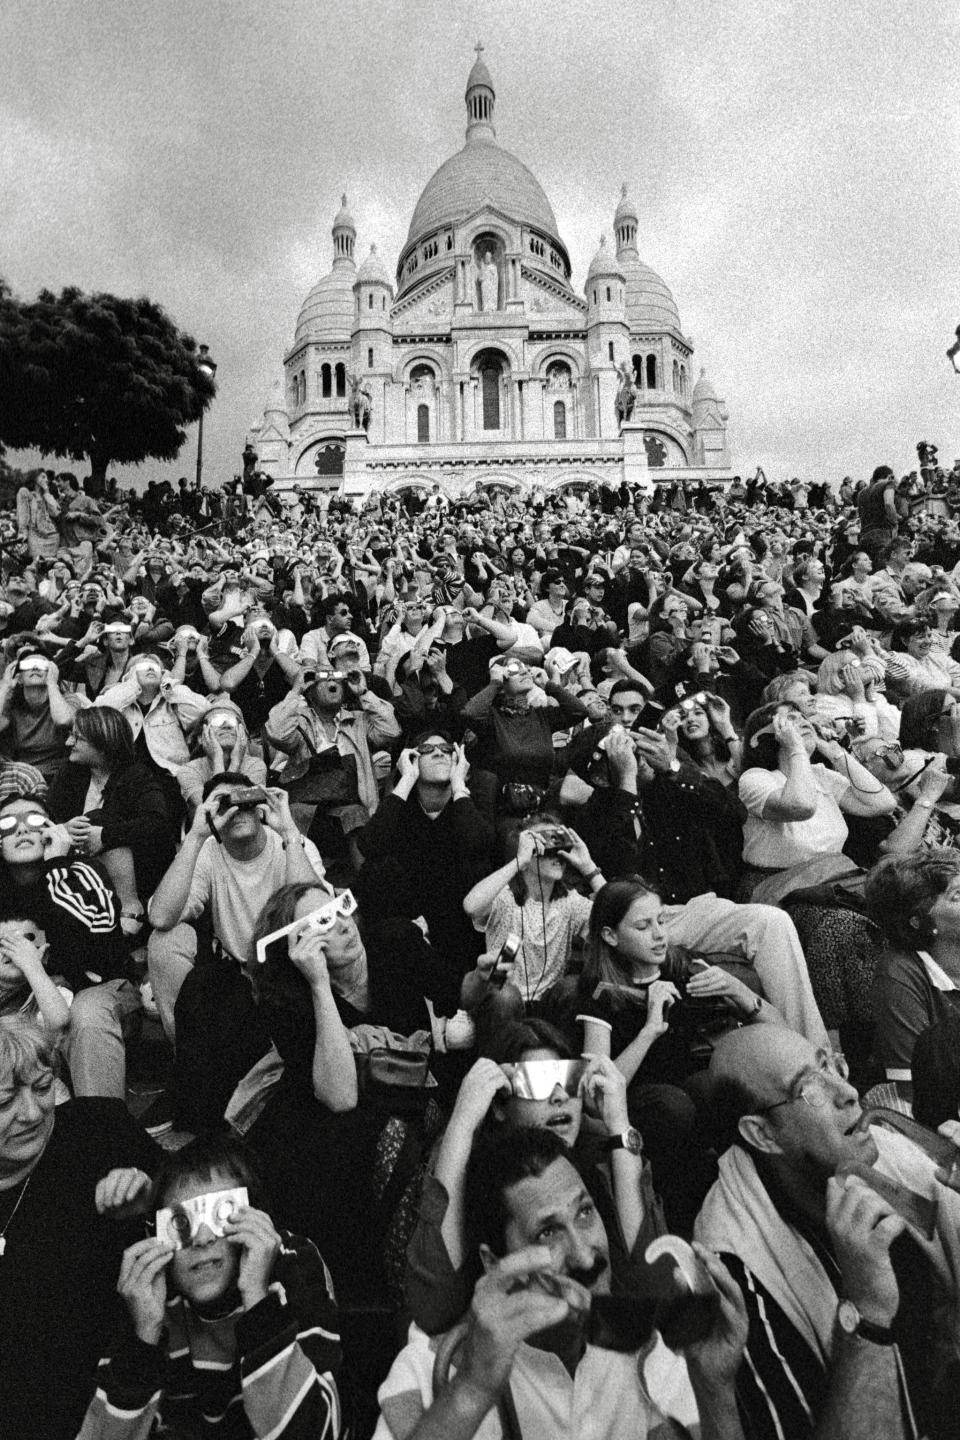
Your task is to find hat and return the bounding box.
[545,646,578,674]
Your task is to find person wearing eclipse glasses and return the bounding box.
[76,1132,344,1440]
[96,650,209,782]
[0,648,80,784]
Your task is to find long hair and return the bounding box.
[250,880,337,1006]
[583,876,664,1003]
[72,705,135,770]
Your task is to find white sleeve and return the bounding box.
[737,768,782,816]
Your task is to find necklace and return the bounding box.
[0,1168,35,1256]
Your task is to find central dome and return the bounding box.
[406,140,560,248]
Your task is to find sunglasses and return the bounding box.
[506,1059,587,1101]
[0,812,48,836]
[679,692,708,714]
[416,743,455,757]
[155,1187,248,1251]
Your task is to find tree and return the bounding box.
[0,281,216,489]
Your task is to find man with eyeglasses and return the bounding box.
[300,594,370,672]
[696,1025,950,1439]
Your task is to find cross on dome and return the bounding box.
[475,40,484,59]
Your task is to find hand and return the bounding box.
[44,660,60,688]
[0,930,47,977]
[632,727,677,773]
[515,829,539,870]
[223,1206,281,1310]
[173,629,190,655]
[95,1167,153,1218]
[772,711,806,754]
[643,979,680,1036]
[689,641,714,673]
[826,1173,904,1326]
[190,798,220,840]
[686,960,757,1016]
[261,786,296,839]
[704,693,735,734]
[489,663,507,688]
[267,629,280,656]
[397,747,420,782]
[840,662,866,702]
[243,624,261,655]
[814,731,845,766]
[288,924,330,988]
[579,1056,631,1134]
[451,1056,512,1135]
[202,728,226,772]
[39,819,72,859]
[117,1237,174,1345]
[459,1248,574,1401]
[451,742,470,793]
[196,633,210,659]
[918,756,951,805]
[605,727,638,781]
[557,827,595,875]
[681,1244,749,1387]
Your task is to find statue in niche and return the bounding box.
[643,433,667,468]
[476,250,500,311]
[346,371,372,432]
[614,361,637,424]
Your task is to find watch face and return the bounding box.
[837,1300,858,1334]
[624,1127,642,1156]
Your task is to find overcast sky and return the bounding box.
[4,0,960,490]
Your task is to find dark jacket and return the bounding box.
[46,760,179,899]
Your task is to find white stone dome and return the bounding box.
[294,268,355,344]
[692,367,718,403]
[586,234,624,284]
[406,139,561,249]
[620,254,682,333]
[356,243,392,288]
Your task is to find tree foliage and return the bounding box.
[0,282,216,484]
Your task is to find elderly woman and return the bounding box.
[886,618,960,699]
[866,849,960,1105]
[812,649,900,741]
[0,1018,158,1440]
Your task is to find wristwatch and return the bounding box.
[604,1127,643,1156]
[836,1299,895,1345]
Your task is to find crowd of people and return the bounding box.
[4,455,960,1438]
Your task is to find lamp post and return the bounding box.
[195,344,217,488]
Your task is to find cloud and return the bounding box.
[3,0,960,488]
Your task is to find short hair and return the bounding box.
[72,706,135,769]
[865,850,960,950]
[900,689,949,751]
[409,726,456,750]
[761,671,814,706]
[201,770,253,801]
[465,1124,572,1256]
[608,678,646,705]
[317,593,357,624]
[882,538,911,562]
[152,1132,263,1212]
[871,465,895,483]
[0,1017,55,1089]
[484,1018,573,1066]
[890,618,931,653]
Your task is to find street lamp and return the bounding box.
[195,343,217,488]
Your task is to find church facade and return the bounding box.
[248,47,732,500]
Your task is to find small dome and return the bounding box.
[467,52,494,93]
[294,269,355,344]
[614,182,638,226]
[333,193,356,234]
[356,243,392,288]
[692,367,718,404]
[586,234,624,284]
[619,253,682,333]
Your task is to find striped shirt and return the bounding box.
[76,1231,343,1440]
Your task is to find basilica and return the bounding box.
[248,46,732,499]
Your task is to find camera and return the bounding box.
[216,784,268,813]
[490,933,522,989]
[534,825,572,857]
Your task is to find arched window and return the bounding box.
[368,292,374,309]
[673,360,680,393]
[480,360,500,430]
[553,400,567,439]
[680,364,687,397]
[607,341,614,361]
[417,404,430,442]
[335,363,346,397]
[367,347,374,368]
[321,363,332,398]
[646,355,657,390]
[606,286,611,302]
[632,354,644,389]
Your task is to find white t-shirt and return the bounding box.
[739,763,850,869]
[179,829,325,963]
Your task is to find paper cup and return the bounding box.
[577,1013,612,1059]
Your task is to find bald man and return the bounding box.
[694,1027,943,1440]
